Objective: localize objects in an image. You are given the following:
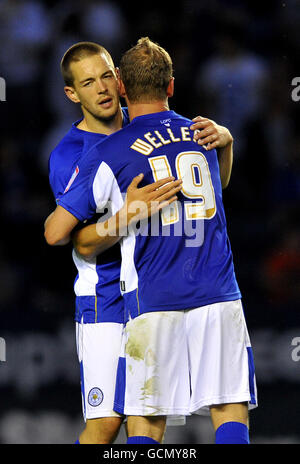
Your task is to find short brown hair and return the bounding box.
[60,41,113,86]
[119,37,173,103]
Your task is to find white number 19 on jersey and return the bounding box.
[149,151,216,226]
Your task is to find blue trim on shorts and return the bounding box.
[123,290,139,321]
[80,361,86,418]
[113,357,126,415]
[75,295,125,324]
[247,347,256,405]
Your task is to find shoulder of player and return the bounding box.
[104,123,133,143]
[84,135,127,190]
[72,140,111,187]
[87,125,132,158]
[149,110,193,130]
[171,111,193,126]
[49,129,84,169]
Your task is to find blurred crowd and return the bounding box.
[0,0,299,443]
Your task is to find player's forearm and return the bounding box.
[44,208,75,246]
[73,207,134,259]
[217,138,233,189]
[73,175,182,259]
[44,224,71,246]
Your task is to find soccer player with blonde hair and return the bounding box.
[53,37,257,444]
[45,40,232,444]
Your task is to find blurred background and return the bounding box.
[0,0,299,444]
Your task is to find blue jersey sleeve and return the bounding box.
[57,146,100,221]
[48,153,71,201]
[48,156,62,201]
[48,144,83,202]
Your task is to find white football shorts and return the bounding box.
[76,320,124,420]
[76,319,185,425]
[114,299,258,417]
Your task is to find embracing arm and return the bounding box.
[44,205,79,246]
[73,173,182,260]
[72,207,130,259]
[215,138,233,189]
[190,116,234,189]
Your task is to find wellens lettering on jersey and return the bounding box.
[130,126,196,155]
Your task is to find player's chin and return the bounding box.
[95,105,119,121]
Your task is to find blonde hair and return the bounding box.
[119,37,173,103]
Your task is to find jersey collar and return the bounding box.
[130,110,179,125]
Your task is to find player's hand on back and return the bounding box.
[123,173,182,225]
[190,116,233,150]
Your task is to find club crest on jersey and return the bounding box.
[64,166,79,193]
[88,387,104,407]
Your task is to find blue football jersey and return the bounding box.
[48,108,130,323]
[59,110,241,320]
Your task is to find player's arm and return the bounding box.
[44,205,79,246]
[215,138,233,189]
[190,116,233,188]
[46,149,83,245]
[45,147,108,249]
[72,174,182,260]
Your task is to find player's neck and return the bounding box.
[77,106,123,135]
[128,100,170,122]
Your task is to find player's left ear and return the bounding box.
[64,85,80,104]
[167,77,175,98]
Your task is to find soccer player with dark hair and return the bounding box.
[45,41,183,444]
[44,40,237,444]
